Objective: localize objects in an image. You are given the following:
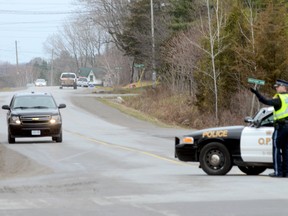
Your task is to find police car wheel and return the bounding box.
[238,166,266,175]
[199,142,232,175]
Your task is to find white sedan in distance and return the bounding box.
[34,79,47,87]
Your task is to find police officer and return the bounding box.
[250,79,288,177]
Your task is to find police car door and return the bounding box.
[240,114,274,163]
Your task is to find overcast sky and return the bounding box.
[0,0,77,64]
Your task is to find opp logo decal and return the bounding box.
[258,130,273,145]
[202,130,228,138]
[258,138,272,145]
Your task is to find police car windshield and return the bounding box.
[252,107,273,122]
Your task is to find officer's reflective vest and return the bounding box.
[273,93,288,120]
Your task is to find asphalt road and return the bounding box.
[0,86,287,216]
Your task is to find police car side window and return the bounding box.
[260,114,274,127]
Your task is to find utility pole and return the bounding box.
[15,40,19,74]
[50,49,54,86]
[150,0,156,87]
[15,40,20,86]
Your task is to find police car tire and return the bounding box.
[237,166,266,175]
[199,142,232,175]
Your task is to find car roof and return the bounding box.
[13,92,53,97]
[61,72,76,74]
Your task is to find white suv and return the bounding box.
[59,72,77,89]
[77,77,89,87]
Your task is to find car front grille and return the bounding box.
[20,115,51,125]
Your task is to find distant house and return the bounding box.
[77,67,106,86]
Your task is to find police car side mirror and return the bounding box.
[245,116,261,128]
[244,117,253,123]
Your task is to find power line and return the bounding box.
[0,20,68,25]
[0,48,46,55]
[0,10,89,15]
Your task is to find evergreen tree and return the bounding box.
[118,0,150,61]
[216,1,257,109]
[168,0,202,31]
[254,1,288,87]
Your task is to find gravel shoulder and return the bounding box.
[0,145,52,180]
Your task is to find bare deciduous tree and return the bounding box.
[183,0,228,123]
[44,14,109,71]
[163,26,203,95]
[77,0,130,52]
[97,44,132,86]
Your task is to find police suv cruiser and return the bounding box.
[175,107,274,175]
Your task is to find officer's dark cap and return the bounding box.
[274,79,288,87]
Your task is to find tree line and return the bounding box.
[1,0,288,124]
[72,0,288,123]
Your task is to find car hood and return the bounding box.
[181,125,245,140]
[11,108,60,116]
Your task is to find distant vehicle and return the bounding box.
[34,79,47,87]
[59,72,77,89]
[77,77,89,87]
[2,92,66,143]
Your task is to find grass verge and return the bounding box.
[97,97,176,128]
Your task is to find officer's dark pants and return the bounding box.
[272,123,288,176]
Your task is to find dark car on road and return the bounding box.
[2,92,66,144]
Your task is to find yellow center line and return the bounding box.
[66,130,192,166]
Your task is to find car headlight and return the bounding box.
[10,116,21,125]
[182,137,194,144]
[50,115,61,124]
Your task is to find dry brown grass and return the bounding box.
[123,86,202,129]
[121,86,252,129]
